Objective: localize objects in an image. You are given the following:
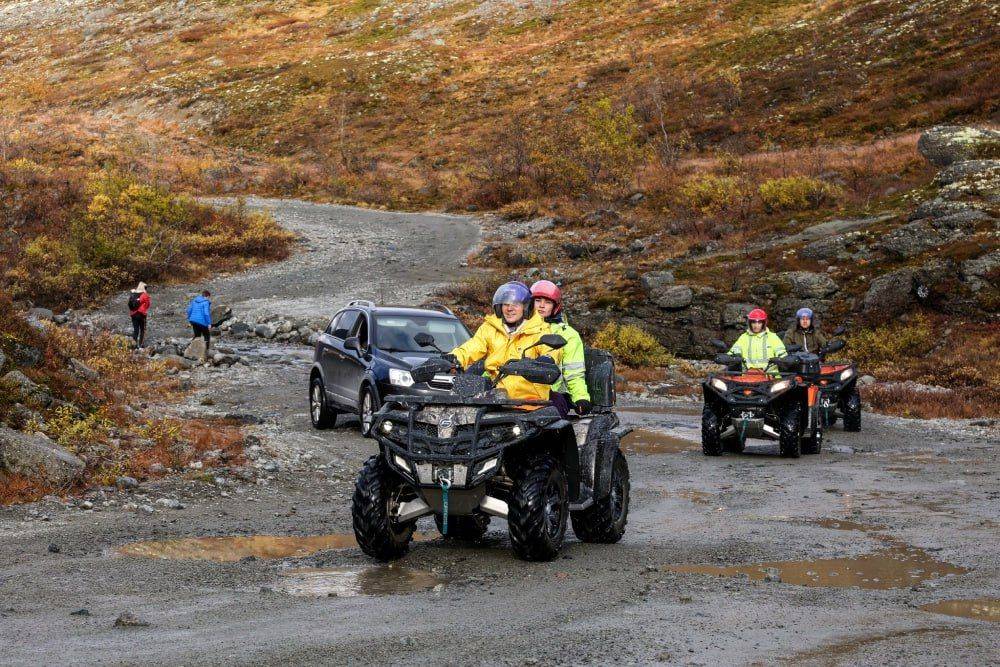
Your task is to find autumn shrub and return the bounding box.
[678,174,751,218]
[593,322,673,368]
[848,314,935,373]
[577,98,648,199]
[758,176,843,212]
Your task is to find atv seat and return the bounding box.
[584,348,616,412]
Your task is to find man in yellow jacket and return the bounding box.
[448,281,559,404]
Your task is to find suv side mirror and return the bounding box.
[345,336,363,355]
[710,339,727,351]
[413,332,435,348]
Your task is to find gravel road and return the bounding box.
[2,200,998,666]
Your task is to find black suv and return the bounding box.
[309,301,472,436]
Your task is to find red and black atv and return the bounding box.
[701,341,832,458]
[813,328,861,431]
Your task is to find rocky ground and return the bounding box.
[1,199,998,666]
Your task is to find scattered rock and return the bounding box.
[722,303,757,328]
[649,285,693,310]
[155,498,184,510]
[779,271,839,298]
[116,476,139,490]
[863,268,918,317]
[70,609,90,617]
[254,324,277,339]
[27,307,54,321]
[68,358,99,380]
[763,568,782,583]
[935,159,1000,186]
[114,612,150,628]
[0,426,85,486]
[47,543,60,554]
[210,304,233,327]
[917,126,1000,167]
[858,375,876,387]
[827,444,855,454]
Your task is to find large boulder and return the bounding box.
[722,303,757,328]
[0,426,85,486]
[1,370,50,406]
[879,210,990,259]
[183,338,207,361]
[254,324,276,339]
[650,285,693,310]
[640,271,675,291]
[863,269,918,317]
[779,271,839,298]
[917,126,1000,167]
[210,304,233,327]
[961,250,1000,291]
[935,159,1000,186]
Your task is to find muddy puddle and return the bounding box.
[664,544,968,589]
[920,598,1000,623]
[272,565,449,598]
[622,429,698,454]
[620,405,702,417]
[803,518,884,533]
[117,532,431,562]
[663,489,715,505]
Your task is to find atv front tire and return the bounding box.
[435,513,491,540]
[509,454,568,561]
[571,450,629,543]
[842,389,861,432]
[352,455,415,561]
[702,406,723,456]
[778,405,802,458]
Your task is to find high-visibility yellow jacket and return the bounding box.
[729,328,786,371]
[451,313,559,403]
[548,318,590,403]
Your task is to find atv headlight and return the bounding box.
[511,425,522,437]
[389,369,414,387]
[770,379,792,394]
[382,420,394,433]
[839,368,854,381]
[710,378,728,392]
[393,454,411,472]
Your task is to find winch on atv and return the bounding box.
[351,333,631,562]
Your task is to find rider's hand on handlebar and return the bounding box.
[574,399,593,415]
[442,353,462,371]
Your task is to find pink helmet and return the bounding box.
[530,280,562,314]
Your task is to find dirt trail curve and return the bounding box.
[1,200,999,666]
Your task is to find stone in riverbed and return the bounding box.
[0,426,85,486]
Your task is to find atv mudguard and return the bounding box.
[572,413,620,500]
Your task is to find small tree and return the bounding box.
[578,98,648,199]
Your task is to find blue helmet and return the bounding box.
[796,307,814,320]
[492,281,533,319]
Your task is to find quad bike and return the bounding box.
[351,332,630,562]
[813,328,861,431]
[701,340,832,458]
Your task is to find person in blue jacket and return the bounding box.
[186,290,213,351]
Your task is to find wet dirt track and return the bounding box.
[2,200,999,666]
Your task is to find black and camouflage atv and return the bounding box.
[351,333,630,562]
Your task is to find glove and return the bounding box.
[442,353,461,370]
[574,399,593,415]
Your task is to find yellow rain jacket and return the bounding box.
[451,313,560,404]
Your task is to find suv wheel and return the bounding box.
[310,376,337,429]
[359,385,379,438]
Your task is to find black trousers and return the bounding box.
[131,314,146,346]
[191,323,210,350]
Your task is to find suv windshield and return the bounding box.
[375,315,470,353]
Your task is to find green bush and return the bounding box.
[758,176,842,212]
[593,322,673,368]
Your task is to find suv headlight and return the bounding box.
[389,369,414,387]
[770,379,792,394]
[839,368,854,381]
[710,378,728,392]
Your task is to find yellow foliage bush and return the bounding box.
[30,405,110,453]
[678,175,750,217]
[848,314,935,372]
[758,176,842,212]
[578,98,648,198]
[593,322,673,368]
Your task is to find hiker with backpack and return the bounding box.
[128,282,150,347]
[186,290,213,352]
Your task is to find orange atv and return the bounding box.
[810,329,861,431]
[701,341,825,458]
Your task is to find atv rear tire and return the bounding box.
[571,450,629,543]
[779,405,801,458]
[842,389,861,432]
[508,454,568,561]
[435,513,490,540]
[352,455,415,561]
[702,406,723,456]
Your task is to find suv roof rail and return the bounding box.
[347,299,376,309]
[422,301,456,317]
